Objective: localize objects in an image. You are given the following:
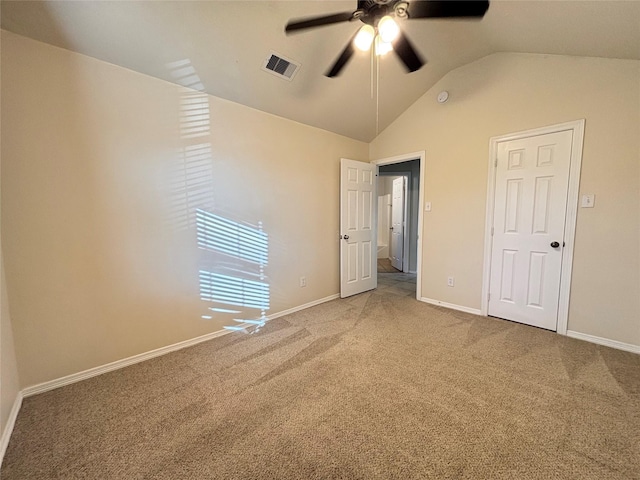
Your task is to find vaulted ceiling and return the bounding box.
[2,1,639,142]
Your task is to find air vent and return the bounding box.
[262,52,300,81]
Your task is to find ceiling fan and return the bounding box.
[285,0,490,77]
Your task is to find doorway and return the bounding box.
[377,174,409,273]
[373,152,425,300]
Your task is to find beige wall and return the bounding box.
[370,53,640,347]
[1,27,22,456]
[1,31,367,387]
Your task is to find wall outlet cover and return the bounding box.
[581,194,595,208]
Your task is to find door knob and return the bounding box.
[550,241,560,248]
[343,235,349,240]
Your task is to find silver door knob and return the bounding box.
[343,235,349,240]
[550,241,560,248]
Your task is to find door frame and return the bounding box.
[481,120,585,335]
[372,151,425,301]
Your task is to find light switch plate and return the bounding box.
[581,194,595,208]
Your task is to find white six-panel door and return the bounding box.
[340,159,377,298]
[390,177,405,271]
[488,130,573,330]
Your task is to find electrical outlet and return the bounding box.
[447,277,454,287]
[299,276,306,287]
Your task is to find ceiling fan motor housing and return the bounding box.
[358,0,406,25]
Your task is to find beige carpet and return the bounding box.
[2,272,639,479]
[377,257,401,273]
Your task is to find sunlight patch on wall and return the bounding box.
[178,91,211,139]
[164,59,214,231]
[164,60,270,333]
[196,209,270,333]
[199,272,269,310]
[196,209,268,265]
[166,143,214,230]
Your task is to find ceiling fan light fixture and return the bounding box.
[354,24,375,51]
[378,15,399,43]
[394,2,409,18]
[375,36,393,56]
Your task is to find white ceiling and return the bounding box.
[2,0,639,142]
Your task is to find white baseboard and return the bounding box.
[22,293,340,398]
[0,391,23,468]
[268,294,339,321]
[420,297,482,316]
[566,330,640,354]
[22,329,232,397]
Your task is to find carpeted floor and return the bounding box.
[377,257,402,273]
[2,271,639,479]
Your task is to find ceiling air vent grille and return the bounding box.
[262,52,300,81]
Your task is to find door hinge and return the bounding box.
[494,158,498,167]
[488,293,491,302]
[491,226,494,236]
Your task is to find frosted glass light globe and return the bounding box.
[378,16,399,43]
[375,36,393,56]
[354,25,375,51]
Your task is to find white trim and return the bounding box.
[0,392,23,468]
[372,151,426,301]
[420,297,482,316]
[265,294,339,321]
[402,176,409,273]
[23,329,231,397]
[22,294,340,397]
[481,120,585,335]
[556,121,585,335]
[567,330,640,355]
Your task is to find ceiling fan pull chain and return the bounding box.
[376,54,380,136]
[370,46,374,100]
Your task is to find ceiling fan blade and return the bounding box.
[325,40,356,78]
[406,0,489,19]
[392,31,425,73]
[286,12,354,33]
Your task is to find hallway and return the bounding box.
[377,258,416,297]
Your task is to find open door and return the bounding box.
[340,158,377,298]
[390,177,405,271]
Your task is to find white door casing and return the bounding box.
[484,122,584,332]
[372,151,425,301]
[340,158,377,298]
[390,177,405,271]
